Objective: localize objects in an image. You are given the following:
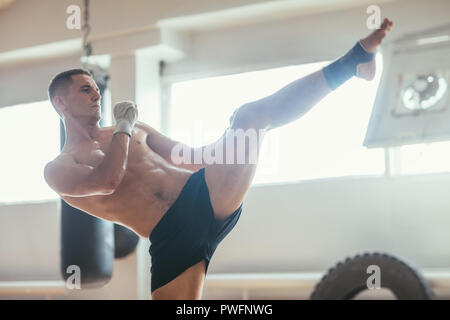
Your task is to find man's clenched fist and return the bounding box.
[113,101,138,137]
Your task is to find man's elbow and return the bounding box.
[101,186,116,195]
[101,180,117,195]
[68,179,119,197]
[103,175,125,194]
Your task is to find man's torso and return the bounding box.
[59,124,193,237]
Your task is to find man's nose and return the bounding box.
[92,90,101,101]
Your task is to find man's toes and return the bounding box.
[387,21,393,31]
[380,18,393,31]
[380,18,389,29]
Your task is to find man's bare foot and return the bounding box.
[361,18,393,52]
[357,18,393,80]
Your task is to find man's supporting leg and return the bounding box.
[151,261,206,300]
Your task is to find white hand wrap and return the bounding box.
[113,101,138,137]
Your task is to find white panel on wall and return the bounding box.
[364,26,450,148]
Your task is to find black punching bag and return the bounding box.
[114,224,139,259]
[60,69,114,288]
[60,202,114,288]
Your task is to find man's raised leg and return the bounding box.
[204,18,393,221]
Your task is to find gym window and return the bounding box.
[167,58,386,184]
[396,141,450,175]
[0,100,60,204]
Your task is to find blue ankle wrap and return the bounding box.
[322,41,375,90]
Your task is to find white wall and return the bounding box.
[1,0,450,299]
[211,173,450,274]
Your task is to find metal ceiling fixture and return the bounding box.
[80,0,109,90]
[82,0,92,60]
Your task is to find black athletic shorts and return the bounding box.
[149,168,242,293]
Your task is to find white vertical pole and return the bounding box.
[135,53,162,130]
[109,53,137,113]
[110,52,159,300]
[136,237,151,300]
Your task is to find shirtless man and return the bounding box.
[44,19,393,300]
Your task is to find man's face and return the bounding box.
[61,74,102,121]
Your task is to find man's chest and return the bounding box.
[72,127,153,167]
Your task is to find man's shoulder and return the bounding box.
[44,153,73,184]
[134,121,148,130]
[46,152,73,169]
[134,121,160,135]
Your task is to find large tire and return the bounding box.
[310,252,435,300]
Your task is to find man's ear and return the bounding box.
[53,95,66,113]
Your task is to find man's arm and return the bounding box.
[137,121,209,172]
[44,133,130,197]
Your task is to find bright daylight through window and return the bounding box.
[169,57,386,184]
[0,101,60,203]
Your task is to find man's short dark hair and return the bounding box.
[48,68,92,117]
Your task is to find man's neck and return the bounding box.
[63,118,102,146]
